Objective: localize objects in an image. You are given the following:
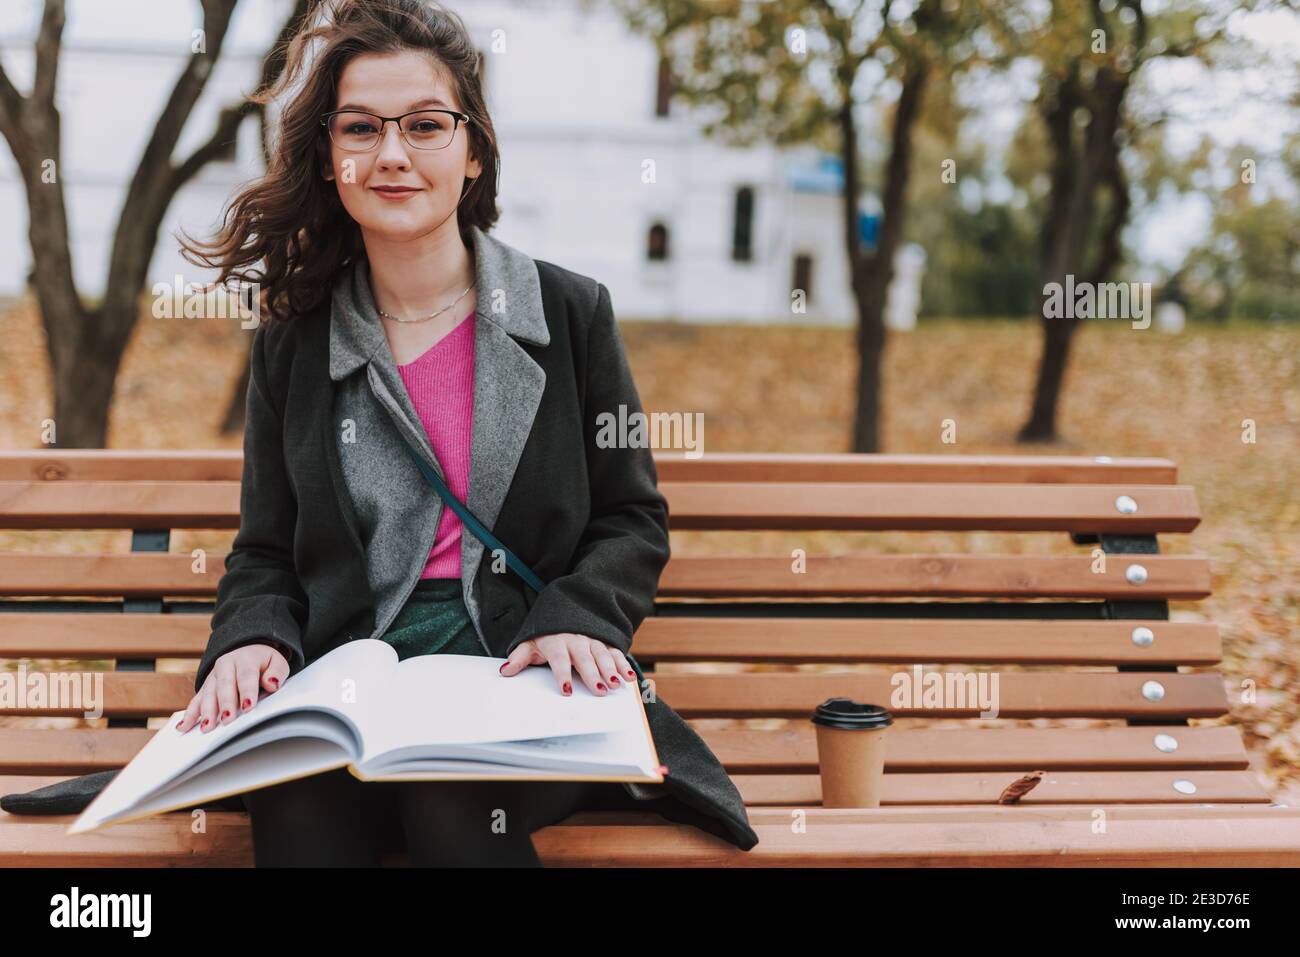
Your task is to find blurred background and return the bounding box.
[0,1,1296,799]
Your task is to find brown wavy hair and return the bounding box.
[178,0,499,324]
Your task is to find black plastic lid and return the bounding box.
[810,698,893,731]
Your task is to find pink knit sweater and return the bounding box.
[396,310,476,579]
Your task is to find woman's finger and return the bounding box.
[235,657,263,717]
[497,639,538,677]
[538,636,575,696]
[591,641,623,690]
[567,635,606,696]
[177,692,202,733]
[261,649,288,694]
[609,648,635,684]
[215,657,239,726]
[198,675,219,733]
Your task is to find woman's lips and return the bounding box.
[373,186,419,200]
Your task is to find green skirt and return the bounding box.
[382,577,489,661]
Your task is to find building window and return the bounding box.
[792,253,814,306]
[655,55,673,117]
[647,222,670,261]
[732,186,754,262]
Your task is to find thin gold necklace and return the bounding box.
[377,280,476,324]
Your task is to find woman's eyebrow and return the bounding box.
[336,97,451,112]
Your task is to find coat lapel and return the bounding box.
[327,224,551,642]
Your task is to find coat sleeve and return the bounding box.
[506,281,671,659]
[194,322,308,692]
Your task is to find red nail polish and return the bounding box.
[597,682,606,692]
[269,676,279,687]
[499,662,508,674]
[609,675,620,684]
[222,710,230,719]
[562,682,571,695]
[202,719,209,728]
[626,670,635,679]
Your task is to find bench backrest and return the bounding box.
[0,450,1250,806]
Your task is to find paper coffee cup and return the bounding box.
[811,698,892,808]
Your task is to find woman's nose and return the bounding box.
[375,123,412,168]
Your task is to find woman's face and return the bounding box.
[324,50,482,241]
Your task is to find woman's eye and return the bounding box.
[346,122,377,135]
[411,120,442,133]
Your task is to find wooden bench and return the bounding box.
[1,449,1298,866]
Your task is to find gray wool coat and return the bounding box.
[195,223,759,852]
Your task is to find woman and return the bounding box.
[175,0,758,865]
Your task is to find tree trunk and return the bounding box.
[1019,68,1128,443]
[0,0,314,447]
[46,308,128,447]
[848,59,927,453]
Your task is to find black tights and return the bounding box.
[241,766,634,867]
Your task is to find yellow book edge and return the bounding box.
[65,688,663,837]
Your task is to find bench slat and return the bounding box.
[0,451,243,483]
[0,552,1214,599]
[0,729,156,772]
[0,450,1179,485]
[0,724,1249,775]
[662,482,1201,532]
[653,452,1179,485]
[647,672,1227,719]
[0,613,212,657]
[657,554,1212,599]
[0,614,1222,666]
[0,480,1200,533]
[635,618,1222,665]
[0,482,241,529]
[702,725,1252,772]
[0,767,1272,816]
[0,670,1228,720]
[0,554,222,597]
[542,805,1300,867]
[4,803,1297,867]
[731,769,1272,804]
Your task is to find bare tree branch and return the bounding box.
[0,63,31,159]
[101,0,240,340]
[170,0,310,193]
[30,0,65,112]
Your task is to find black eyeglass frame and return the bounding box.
[319,108,473,151]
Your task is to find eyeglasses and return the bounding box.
[320,108,471,152]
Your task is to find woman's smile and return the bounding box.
[372,184,421,200]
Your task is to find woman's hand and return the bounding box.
[498,632,637,696]
[177,643,290,734]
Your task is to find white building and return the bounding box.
[0,0,905,327]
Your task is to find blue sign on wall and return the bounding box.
[859,211,879,250]
[788,153,844,193]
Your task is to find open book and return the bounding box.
[69,638,662,835]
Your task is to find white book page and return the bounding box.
[163,711,361,793]
[374,724,659,778]
[358,654,643,766]
[96,736,353,829]
[481,725,659,774]
[68,639,397,834]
